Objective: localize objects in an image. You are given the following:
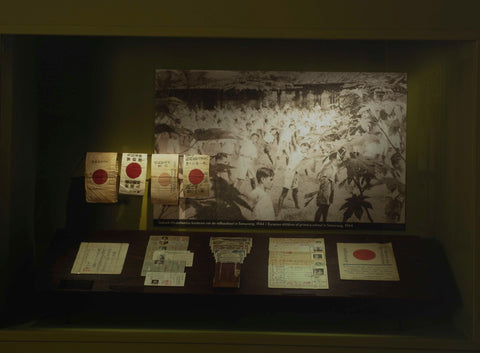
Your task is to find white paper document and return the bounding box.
[85,152,118,203]
[183,155,210,198]
[151,154,179,204]
[269,237,325,252]
[141,235,191,278]
[144,272,186,286]
[268,238,328,289]
[337,242,400,281]
[71,242,129,274]
[153,250,194,267]
[119,153,148,195]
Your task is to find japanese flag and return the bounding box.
[119,153,147,195]
[85,152,118,203]
[183,155,210,198]
[151,154,179,205]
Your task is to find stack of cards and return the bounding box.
[209,237,252,288]
[141,235,194,287]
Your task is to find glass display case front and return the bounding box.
[0,33,478,353]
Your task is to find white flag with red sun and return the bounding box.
[183,155,210,198]
[151,154,179,205]
[119,153,148,196]
[85,152,118,203]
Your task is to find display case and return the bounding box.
[1,2,479,352]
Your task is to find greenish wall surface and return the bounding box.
[1,1,480,39]
[0,341,474,353]
[475,39,480,346]
[436,41,477,338]
[0,329,478,353]
[31,37,442,236]
[32,38,462,237]
[0,36,13,315]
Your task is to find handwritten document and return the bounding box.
[71,242,129,274]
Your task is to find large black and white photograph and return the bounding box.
[153,70,406,230]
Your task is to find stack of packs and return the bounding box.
[209,237,252,288]
[141,235,194,287]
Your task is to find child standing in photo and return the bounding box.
[251,167,275,221]
[314,173,335,222]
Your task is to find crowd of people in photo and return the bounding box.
[155,90,344,222]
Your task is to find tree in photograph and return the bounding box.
[327,83,406,223]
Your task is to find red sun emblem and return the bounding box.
[188,169,204,185]
[353,249,376,261]
[126,162,142,179]
[92,169,108,184]
[158,172,171,186]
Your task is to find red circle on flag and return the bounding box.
[189,169,204,185]
[126,162,142,179]
[92,169,108,185]
[353,249,376,260]
[158,172,171,186]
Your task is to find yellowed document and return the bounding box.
[141,235,190,276]
[269,251,325,266]
[269,238,325,252]
[183,155,210,198]
[153,250,194,267]
[119,153,147,195]
[71,242,129,274]
[268,238,328,289]
[85,152,118,203]
[269,264,327,289]
[337,242,400,281]
[144,272,186,286]
[151,154,179,204]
